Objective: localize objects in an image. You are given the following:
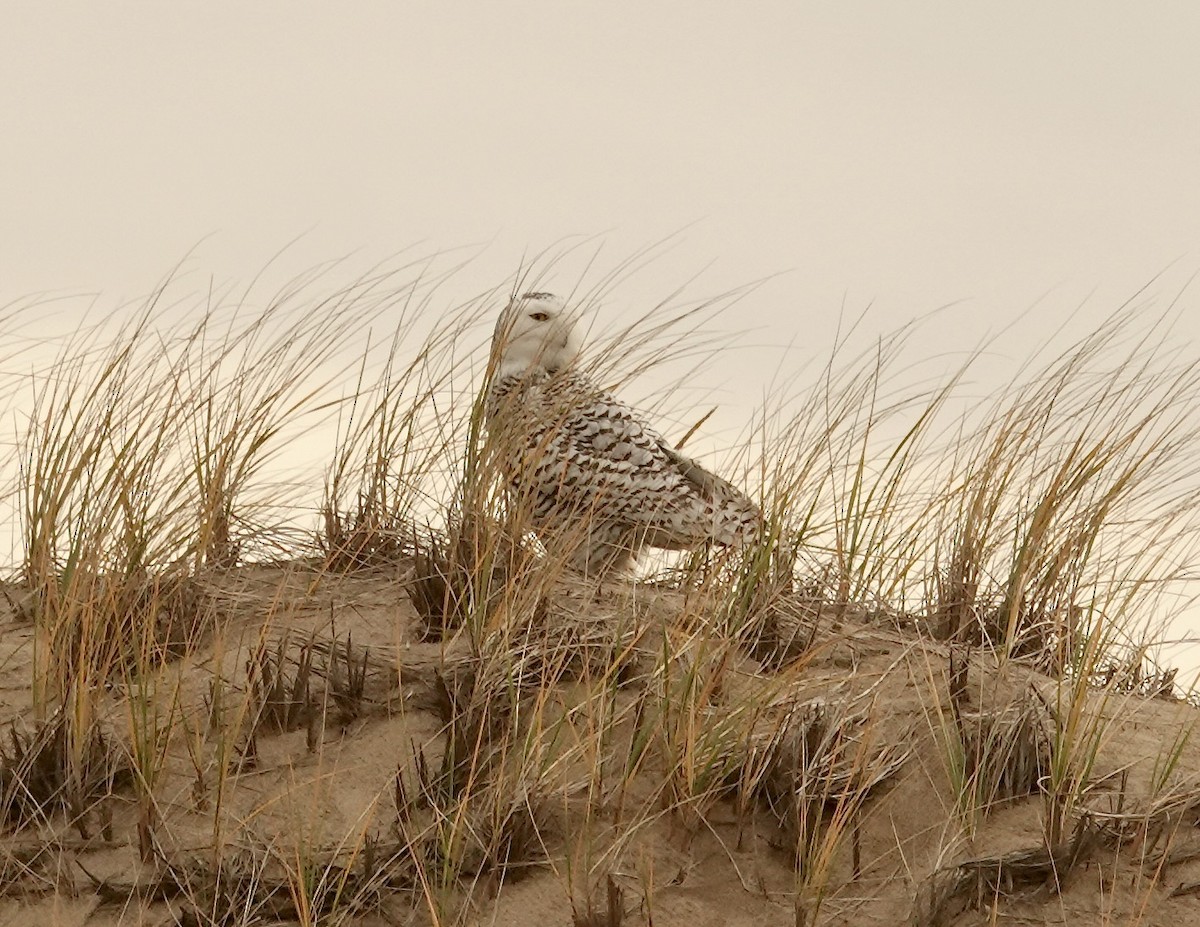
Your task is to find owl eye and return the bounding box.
[529,311,550,322]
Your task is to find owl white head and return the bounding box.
[492,292,582,379]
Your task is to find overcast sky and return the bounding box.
[4,4,1200,660]
[4,3,1198,331]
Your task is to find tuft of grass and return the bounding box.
[0,708,130,837]
[406,516,535,642]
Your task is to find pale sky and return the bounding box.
[4,4,1200,661]
[4,3,1198,325]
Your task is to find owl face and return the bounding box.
[492,292,581,377]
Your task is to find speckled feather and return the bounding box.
[484,293,762,573]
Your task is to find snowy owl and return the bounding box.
[484,292,762,575]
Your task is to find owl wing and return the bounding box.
[656,441,764,543]
[657,442,747,506]
[556,394,685,496]
[549,390,760,545]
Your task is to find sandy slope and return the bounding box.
[2,564,1200,927]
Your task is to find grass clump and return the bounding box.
[0,708,130,837]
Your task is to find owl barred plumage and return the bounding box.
[484,292,762,575]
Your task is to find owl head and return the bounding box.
[491,292,582,378]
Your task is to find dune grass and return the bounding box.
[0,256,1198,926]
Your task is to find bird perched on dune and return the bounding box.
[484,291,762,575]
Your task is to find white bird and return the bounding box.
[484,292,762,575]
